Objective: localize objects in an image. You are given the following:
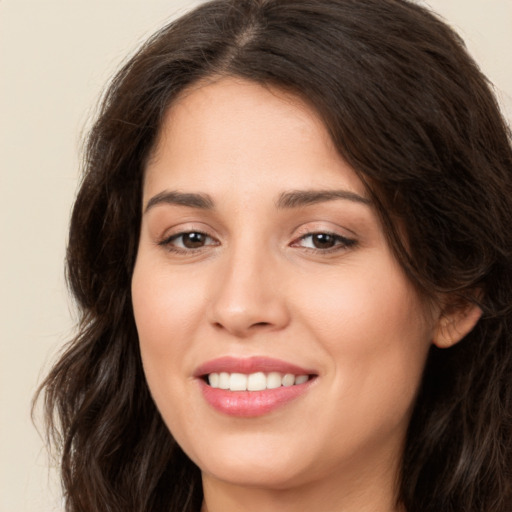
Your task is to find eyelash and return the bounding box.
[292,232,357,253]
[158,230,357,255]
[158,231,217,254]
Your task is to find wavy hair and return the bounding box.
[37,1,512,510]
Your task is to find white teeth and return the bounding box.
[247,372,267,391]
[267,372,282,389]
[229,373,247,391]
[208,372,219,388]
[295,374,309,385]
[282,373,295,387]
[207,371,310,391]
[218,372,230,389]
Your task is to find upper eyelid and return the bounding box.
[291,222,357,240]
[157,222,356,240]
[159,229,355,251]
[296,232,350,241]
[292,232,355,246]
[161,230,217,244]
[158,223,218,240]
[157,231,219,255]
[151,209,361,239]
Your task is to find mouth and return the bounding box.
[195,357,317,417]
[203,371,313,391]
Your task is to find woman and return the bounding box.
[38,0,512,511]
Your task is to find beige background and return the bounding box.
[1,1,511,510]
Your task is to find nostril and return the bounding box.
[251,322,271,328]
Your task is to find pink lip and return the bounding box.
[194,356,315,377]
[194,356,317,418]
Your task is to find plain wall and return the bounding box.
[1,1,510,510]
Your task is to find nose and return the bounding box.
[207,245,291,338]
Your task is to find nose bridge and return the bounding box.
[208,235,289,336]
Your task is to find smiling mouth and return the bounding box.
[204,371,314,391]
[196,358,317,416]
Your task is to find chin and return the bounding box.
[188,434,318,489]
[201,459,309,490]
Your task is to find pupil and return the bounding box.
[313,233,335,249]
[183,232,205,248]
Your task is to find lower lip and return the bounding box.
[198,379,315,417]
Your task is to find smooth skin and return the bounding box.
[131,77,481,512]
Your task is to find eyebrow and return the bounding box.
[144,190,214,212]
[275,189,371,209]
[144,188,371,213]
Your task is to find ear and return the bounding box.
[433,301,482,349]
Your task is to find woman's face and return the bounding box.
[132,77,439,492]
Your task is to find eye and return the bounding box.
[159,231,218,252]
[292,232,356,251]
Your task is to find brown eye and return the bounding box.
[160,231,217,252]
[181,232,208,248]
[311,233,337,249]
[293,232,357,252]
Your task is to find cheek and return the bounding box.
[131,257,206,358]
[296,263,429,340]
[291,259,433,411]
[131,256,207,435]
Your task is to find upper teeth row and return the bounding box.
[208,372,309,391]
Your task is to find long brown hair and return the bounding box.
[37,1,512,510]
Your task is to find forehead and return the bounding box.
[144,77,367,200]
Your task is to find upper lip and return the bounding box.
[194,356,316,377]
